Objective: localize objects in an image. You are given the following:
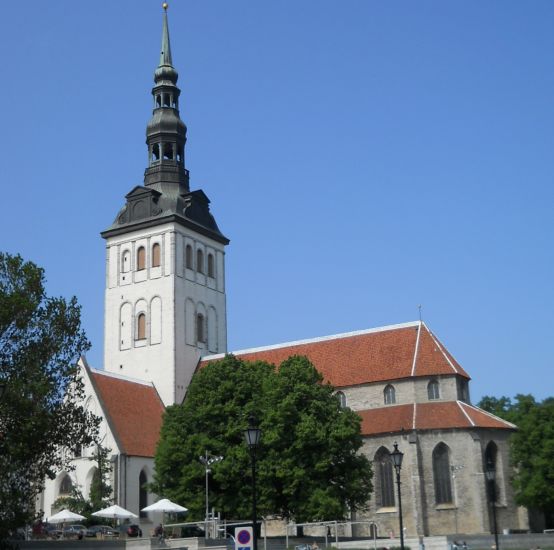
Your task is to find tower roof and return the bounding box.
[102,4,228,245]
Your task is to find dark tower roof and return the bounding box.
[102,4,228,244]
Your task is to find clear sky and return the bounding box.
[1,1,552,403]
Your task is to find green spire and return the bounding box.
[154,3,178,84]
[159,4,173,68]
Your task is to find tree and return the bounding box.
[479,394,554,526]
[152,354,373,522]
[0,253,99,540]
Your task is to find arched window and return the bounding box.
[485,441,501,505]
[197,313,205,343]
[374,447,395,508]
[137,313,146,340]
[185,244,193,269]
[433,443,453,504]
[121,250,131,273]
[139,470,148,518]
[59,474,73,496]
[197,249,204,273]
[152,243,161,268]
[428,379,440,400]
[384,384,396,405]
[137,247,146,271]
[335,391,347,408]
[207,253,215,278]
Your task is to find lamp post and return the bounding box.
[243,415,261,550]
[485,459,499,550]
[199,451,223,537]
[391,442,405,550]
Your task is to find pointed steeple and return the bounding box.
[144,2,188,190]
[159,4,173,67]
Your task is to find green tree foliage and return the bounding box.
[152,354,373,523]
[479,394,554,524]
[0,253,99,540]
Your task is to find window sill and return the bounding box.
[436,504,457,510]
[376,507,397,514]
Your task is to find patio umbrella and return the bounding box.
[92,504,137,520]
[141,499,188,533]
[141,499,188,514]
[47,509,86,523]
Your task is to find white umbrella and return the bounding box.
[92,504,138,520]
[141,499,188,513]
[141,498,188,533]
[47,509,86,523]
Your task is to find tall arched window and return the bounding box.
[374,447,395,508]
[151,243,161,267]
[335,391,347,408]
[384,384,396,405]
[197,313,205,343]
[485,441,501,505]
[197,249,204,273]
[139,470,148,518]
[59,474,73,496]
[207,253,215,278]
[137,313,146,340]
[137,246,146,271]
[185,244,193,269]
[433,443,453,504]
[428,379,440,400]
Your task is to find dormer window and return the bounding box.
[137,247,146,271]
[428,379,440,400]
[384,384,396,405]
[335,391,347,408]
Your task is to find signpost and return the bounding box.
[235,527,253,550]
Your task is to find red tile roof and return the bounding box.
[90,369,165,457]
[358,401,516,436]
[201,321,469,388]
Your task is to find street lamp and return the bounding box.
[199,450,223,537]
[390,442,405,550]
[485,459,499,550]
[243,415,261,550]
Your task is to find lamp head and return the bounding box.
[391,442,404,470]
[243,415,262,449]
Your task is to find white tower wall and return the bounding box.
[104,222,227,406]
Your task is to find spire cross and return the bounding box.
[162,2,168,10]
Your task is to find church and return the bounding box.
[39,6,529,538]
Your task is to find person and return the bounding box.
[155,523,164,541]
[311,542,319,550]
[462,542,468,550]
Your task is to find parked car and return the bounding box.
[86,525,119,538]
[126,524,143,537]
[62,524,87,538]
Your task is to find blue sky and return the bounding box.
[1,1,552,402]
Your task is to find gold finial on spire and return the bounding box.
[162,2,168,10]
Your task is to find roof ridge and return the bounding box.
[456,400,475,427]
[90,367,155,387]
[426,328,459,374]
[202,320,422,360]
[461,401,518,429]
[410,321,422,377]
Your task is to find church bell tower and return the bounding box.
[101,5,229,406]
